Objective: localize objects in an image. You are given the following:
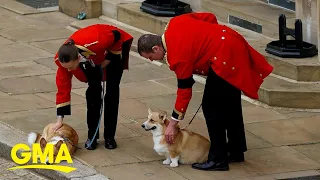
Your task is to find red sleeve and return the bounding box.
[172,62,195,121]
[184,12,218,24]
[55,64,73,116]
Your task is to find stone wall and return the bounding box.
[59,0,102,19]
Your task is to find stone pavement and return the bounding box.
[0,1,319,180]
[0,156,50,180]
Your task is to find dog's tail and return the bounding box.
[28,132,41,146]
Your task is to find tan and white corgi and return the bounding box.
[27,123,79,164]
[142,108,210,167]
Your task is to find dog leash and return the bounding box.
[85,67,105,149]
[181,103,202,130]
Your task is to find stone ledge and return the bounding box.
[0,121,109,180]
[59,0,102,19]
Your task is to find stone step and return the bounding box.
[259,75,320,109]
[201,0,295,39]
[69,16,320,109]
[102,0,144,19]
[115,2,320,82]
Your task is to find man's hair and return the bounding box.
[137,34,162,55]
[58,39,79,63]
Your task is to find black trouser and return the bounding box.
[83,58,124,140]
[202,68,247,162]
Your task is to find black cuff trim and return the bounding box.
[177,76,195,89]
[105,52,121,61]
[57,105,71,116]
[112,30,121,43]
[172,109,185,120]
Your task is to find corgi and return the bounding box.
[142,108,210,167]
[28,123,79,164]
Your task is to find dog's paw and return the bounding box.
[170,162,178,167]
[163,158,171,165]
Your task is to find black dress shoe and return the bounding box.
[105,139,117,149]
[228,152,244,162]
[85,139,97,150]
[192,161,229,171]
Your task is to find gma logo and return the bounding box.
[8,143,76,173]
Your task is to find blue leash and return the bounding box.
[85,67,105,148]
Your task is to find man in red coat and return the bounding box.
[54,24,133,150]
[137,12,273,171]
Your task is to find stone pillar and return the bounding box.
[295,0,319,49]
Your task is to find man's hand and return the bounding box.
[101,59,111,68]
[165,119,179,145]
[53,116,63,132]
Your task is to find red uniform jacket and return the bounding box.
[55,24,133,116]
[162,12,273,120]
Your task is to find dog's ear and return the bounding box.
[55,140,64,150]
[40,137,47,149]
[148,107,152,115]
[159,111,167,123]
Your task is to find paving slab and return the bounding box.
[138,92,204,115]
[0,106,83,132]
[262,170,320,180]
[245,131,273,150]
[0,94,53,114]
[31,38,66,54]
[34,57,59,70]
[232,170,320,180]
[118,99,150,119]
[273,109,320,119]
[0,43,52,63]
[75,143,142,167]
[122,121,153,137]
[243,146,320,175]
[172,163,257,180]
[128,53,151,66]
[76,124,141,144]
[39,74,89,89]
[121,62,176,84]
[35,91,85,104]
[0,36,14,45]
[0,26,73,43]
[0,76,57,95]
[121,80,177,99]
[116,136,164,162]
[291,144,320,164]
[242,105,288,123]
[245,116,320,146]
[0,61,54,80]
[25,11,76,27]
[95,161,187,180]
[0,14,56,32]
[153,77,205,92]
